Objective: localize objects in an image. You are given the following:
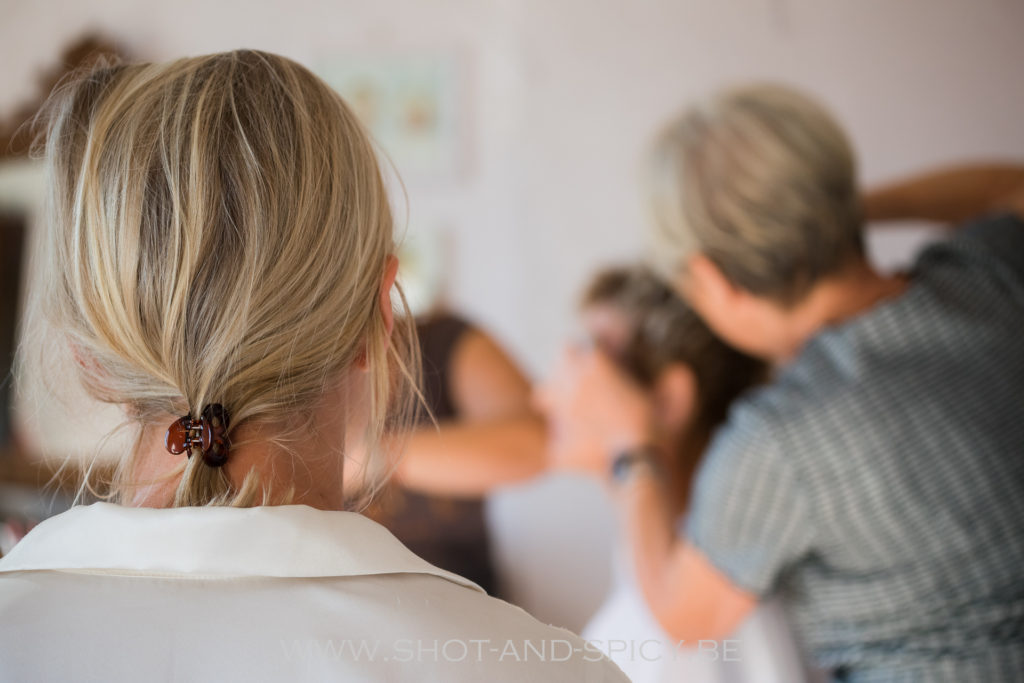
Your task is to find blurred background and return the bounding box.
[2,0,1024,633]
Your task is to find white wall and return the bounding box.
[4,0,1024,631]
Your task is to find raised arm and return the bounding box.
[614,458,757,643]
[345,325,547,500]
[864,162,1024,225]
[539,348,758,643]
[395,415,546,497]
[394,327,547,497]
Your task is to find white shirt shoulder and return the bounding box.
[0,503,627,682]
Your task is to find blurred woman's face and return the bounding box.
[579,302,699,460]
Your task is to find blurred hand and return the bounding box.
[535,346,655,477]
[539,401,608,476]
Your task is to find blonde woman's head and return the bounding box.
[647,83,863,358]
[30,50,417,508]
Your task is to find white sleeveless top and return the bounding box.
[583,538,824,683]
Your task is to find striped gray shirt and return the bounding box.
[684,213,1024,681]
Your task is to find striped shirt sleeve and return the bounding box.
[681,408,815,597]
[959,212,1024,289]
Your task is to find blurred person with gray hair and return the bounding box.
[541,83,1024,681]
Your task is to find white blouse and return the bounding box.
[0,503,627,682]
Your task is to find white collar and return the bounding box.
[0,502,482,592]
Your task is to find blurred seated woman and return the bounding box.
[0,50,626,682]
[363,311,542,595]
[544,266,820,682]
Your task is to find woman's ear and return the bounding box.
[356,255,401,371]
[685,253,740,308]
[69,339,108,390]
[379,254,400,337]
[653,362,699,437]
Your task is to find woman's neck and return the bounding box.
[129,419,348,510]
[790,261,910,350]
[128,375,358,510]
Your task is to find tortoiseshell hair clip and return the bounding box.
[165,404,231,467]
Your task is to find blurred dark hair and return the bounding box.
[582,265,767,440]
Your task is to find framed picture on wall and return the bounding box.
[317,53,464,182]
